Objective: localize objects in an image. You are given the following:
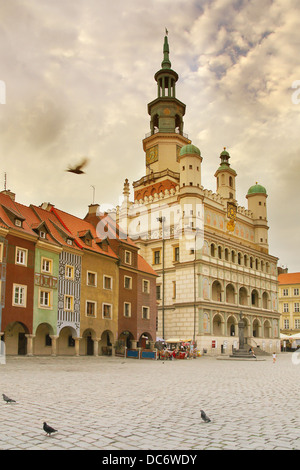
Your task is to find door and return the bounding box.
[86,335,94,356]
[18,333,27,355]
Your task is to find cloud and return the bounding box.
[0,0,300,270]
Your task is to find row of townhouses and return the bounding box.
[0,190,157,356]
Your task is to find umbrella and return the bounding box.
[280,333,292,340]
[289,333,300,339]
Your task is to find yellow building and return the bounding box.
[279,272,300,334]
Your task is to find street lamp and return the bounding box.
[157,216,166,340]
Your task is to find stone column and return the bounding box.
[93,338,100,357]
[74,337,81,357]
[238,314,245,350]
[50,335,59,357]
[25,335,36,357]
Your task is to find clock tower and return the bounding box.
[142,32,191,177]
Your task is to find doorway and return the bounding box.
[86,335,94,356]
[18,333,27,355]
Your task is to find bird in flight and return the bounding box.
[43,422,58,436]
[200,410,211,423]
[66,157,89,174]
[2,394,16,404]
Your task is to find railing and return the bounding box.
[144,129,189,139]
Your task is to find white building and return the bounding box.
[117,34,280,355]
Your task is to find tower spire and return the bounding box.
[162,31,171,69]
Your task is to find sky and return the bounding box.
[0,0,300,271]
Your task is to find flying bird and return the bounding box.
[43,422,58,436]
[200,410,211,423]
[2,394,16,404]
[66,157,89,174]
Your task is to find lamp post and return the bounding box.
[157,216,166,340]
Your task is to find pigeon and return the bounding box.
[66,157,89,174]
[43,422,58,436]
[200,410,211,423]
[2,394,16,404]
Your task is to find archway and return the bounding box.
[226,284,235,304]
[100,330,114,356]
[251,289,259,307]
[34,323,55,356]
[81,329,97,356]
[253,319,260,338]
[262,292,269,309]
[226,315,237,336]
[57,326,78,356]
[263,320,271,338]
[4,322,30,356]
[212,281,222,302]
[239,287,248,306]
[213,313,223,336]
[138,332,153,349]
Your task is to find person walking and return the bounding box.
[272,352,277,364]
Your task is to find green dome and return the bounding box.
[220,149,230,157]
[180,144,201,157]
[247,183,267,195]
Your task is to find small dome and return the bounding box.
[179,144,201,157]
[220,148,230,157]
[247,183,267,195]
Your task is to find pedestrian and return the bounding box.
[272,352,277,364]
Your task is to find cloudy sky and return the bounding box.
[1,0,300,271]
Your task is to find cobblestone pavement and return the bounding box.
[0,353,300,450]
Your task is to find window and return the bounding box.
[189,164,193,169]
[124,276,132,289]
[39,289,52,308]
[41,257,52,274]
[103,275,112,290]
[15,247,27,266]
[283,303,289,313]
[294,288,299,296]
[294,303,300,312]
[142,306,150,320]
[283,288,289,296]
[284,319,289,329]
[154,250,161,265]
[13,284,27,307]
[156,285,161,300]
[65,265,74,280]
[67,239,73,246]
[64,295,74,311]
[172,281,176,299]
[87,271,97,287]
[86,301,96,317]
[143,280,150,294]
[40,231,46,239]
[124,302,131,318]
[15,219,22,227]
[174,246,180,262]
[295,319,300,329]
[124,250,132,265]
[103,303,112,319]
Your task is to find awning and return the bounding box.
[165,338,192,343]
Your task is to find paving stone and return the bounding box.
[1,354,300,450]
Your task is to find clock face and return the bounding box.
[146,145,158,165]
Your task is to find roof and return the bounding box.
[278,273,300,285]
[137,255,158,277]
[247,183,267,195]
[179,144,201,157]
[52,207,118,259]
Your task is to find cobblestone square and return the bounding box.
[0,353,299,450]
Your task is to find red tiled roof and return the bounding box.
[51,207,118,259]
[137,255,158,277]
[278,273,300,285]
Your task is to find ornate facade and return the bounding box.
[117,33,280,355]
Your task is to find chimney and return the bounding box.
[1,190,16,201]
